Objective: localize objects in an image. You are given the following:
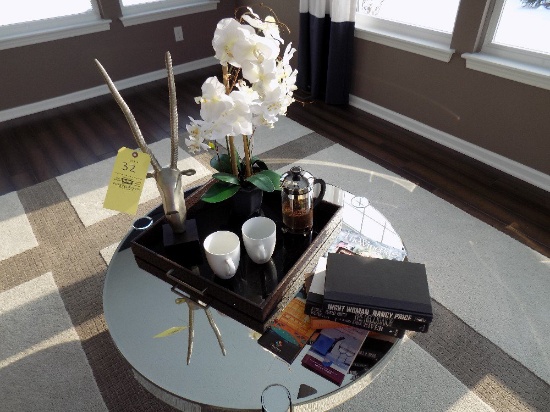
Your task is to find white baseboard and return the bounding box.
[349,94,550,193]
[0,56,217,123]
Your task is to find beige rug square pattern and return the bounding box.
[0,192,38,261]
[56,139,211,227]
[1,116,547,411]
[0,272,107,411]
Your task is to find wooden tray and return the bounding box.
[131,181,342,331]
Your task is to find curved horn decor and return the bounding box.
[165,52,179,170]
[95,52,196,233]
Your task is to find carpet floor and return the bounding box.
[1,117,549,411]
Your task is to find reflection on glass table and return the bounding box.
[103,184,406,411]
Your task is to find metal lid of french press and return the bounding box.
[280,166,314,195]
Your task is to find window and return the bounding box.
[354,0,461,62]
[462,0,550,90]
[487,0,550,57]
[0,1,93,25]
[357,0,460,33]
[119,0,219,27]
[0,0,110,51]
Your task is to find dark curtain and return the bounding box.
[297,0,356,105]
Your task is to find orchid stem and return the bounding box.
[223,64,239,178]
[222,64,231,94]
[243,135,252,178]
[228,135,239,177]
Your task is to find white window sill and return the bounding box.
[0,19,112,51]
[462,52,550,91]
[354,26,455,63]
[120,1,219,27]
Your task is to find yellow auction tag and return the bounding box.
[103,147,151,215]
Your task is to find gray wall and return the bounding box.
[0,0,235,110]
[239,0,549,177]
[352,0,550,176]
[1,0,548,176]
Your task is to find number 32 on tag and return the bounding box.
[103,147,151,215]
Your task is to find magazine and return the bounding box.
[257,289,317,364]
[301,326,369,385]
[326,224,406,261]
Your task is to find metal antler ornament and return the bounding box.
[95,52,195,233]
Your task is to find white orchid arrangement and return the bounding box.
[185,6,298,203]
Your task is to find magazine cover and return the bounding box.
[257,289,317,364]
[327,224,406,261]
[301,326,369,385]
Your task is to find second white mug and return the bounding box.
[203,231,240,279]
[242,216,277,264]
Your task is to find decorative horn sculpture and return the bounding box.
[95,52,196,233]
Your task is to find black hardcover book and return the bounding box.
[308,306,406,337]
[322,254,433,323]
[305,257,328,314]
[305,258,427,334]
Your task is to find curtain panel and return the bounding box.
[297,0,356,105]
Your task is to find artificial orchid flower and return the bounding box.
[185,117,211,153]
[245,14,284,45]
[212,18,255,67]
[196,77,234,123]
[185,7,297,202]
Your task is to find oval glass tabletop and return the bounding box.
[103,184,407,411]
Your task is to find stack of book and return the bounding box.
[261,223,433,386]
[305,252,433,338]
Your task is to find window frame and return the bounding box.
[0,1,111,51]
[118,0,219,27]
[462,0,550,90]
[354,3,458,63]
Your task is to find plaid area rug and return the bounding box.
[1,117,549,411]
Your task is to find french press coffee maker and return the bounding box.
[280,166,326,234]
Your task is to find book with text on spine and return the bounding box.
[308,305,407,337]
[322,253,433,324]
[305,257,425,335]
[309,316,352,329]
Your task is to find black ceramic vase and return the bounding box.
[229,184,263,226]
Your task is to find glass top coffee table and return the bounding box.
[103,185,407,411]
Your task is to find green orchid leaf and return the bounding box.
[251,157,268,171]
[153,326,188,338]
[210,154,233,174]
[246,173,275,192]
[202,182,241,203]
[258,169,282,190]
[212,172,240,185]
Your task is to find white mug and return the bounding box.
[203,231,240,279]
[242,217,276,264]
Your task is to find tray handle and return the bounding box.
[166,269,208,300]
